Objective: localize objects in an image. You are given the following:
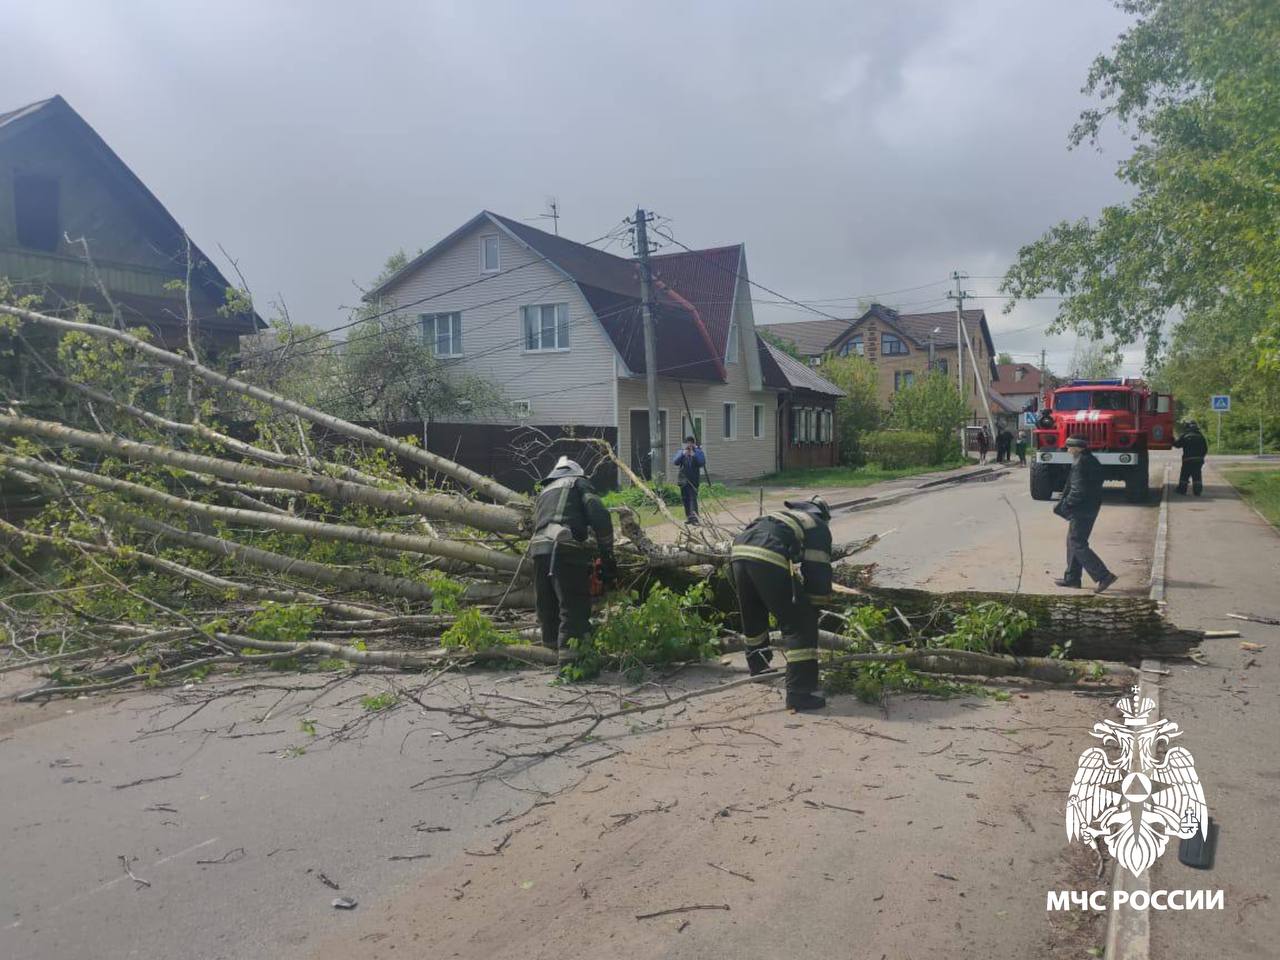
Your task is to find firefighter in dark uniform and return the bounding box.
[529,457,616,662]
[1172,420,1208,496]
[729,495,834,712]
[1052,436,1118,594]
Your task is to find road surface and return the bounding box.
[1,453,1267,960]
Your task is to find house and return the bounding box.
[760,303,999,423]
[991,362,1049,412]
[363,211,843,484]
[758,340,845,470]
[0,96,262,351]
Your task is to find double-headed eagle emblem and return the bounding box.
[1066,686,1207,877]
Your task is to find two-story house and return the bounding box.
[0,96,262,351]
[364,212,842,484]
[761,303,999,423]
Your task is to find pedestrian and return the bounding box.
[671,435,706,524]
[1172,420,1208,496]
[997,427,1013,463]
[976,427,990,464]
[1052,436,1117,594]
[529,457,617,663]
[729,495,834,712]
[1015,431,1028,467]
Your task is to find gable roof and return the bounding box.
[992,362,1046,395]
[757,317,854,357]
[759,340,845,397]
[368,211,733,382]
[0,95,263,333]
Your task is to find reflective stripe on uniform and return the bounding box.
[784,509,817,530]
[785,648,820,662]
[729,544,793,572]
[802,549,830,563]
[766,512,805,541]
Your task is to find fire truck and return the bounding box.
[1029,378,1175,503]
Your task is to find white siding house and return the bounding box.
[364,211,835,484]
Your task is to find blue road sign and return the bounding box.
[1023,412,1038,429]
[1211,395,1231,412]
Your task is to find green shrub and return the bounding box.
[859,430,938,468]
[603,481,733,511]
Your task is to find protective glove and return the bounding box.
[599,555,619,586]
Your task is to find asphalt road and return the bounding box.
[0,452,1261,960]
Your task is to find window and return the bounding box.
[934,357,948,377]
[726,319,739,364]
[523,303,569,351]
[681,412,704,445]
[791,407,801,445]
[881,333,907,356]
[894,370,915,391]
[481,235,500,273]
[722,402,737,440]
[421,312,462,357]
[840,335,864,357]
[753,403,764,439]
[822,410,833,443]
[14,174,59,251]
[1014,366,1026,382]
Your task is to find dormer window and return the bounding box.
[840,335,863,357]
[481,235,500,273]
[881,333,907,356]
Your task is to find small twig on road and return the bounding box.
[934,872,959,882]
[707,862,755,882]
[464,831,513,857]
[119,855,151,889]
[802,799,864,815]
[113,772,182,790]
[196,847,245,865]
[603,799,677,835]
[919,740,953,757]
[317,872,340,890]
[388,853,432,862]
[636,903,730,920]
[1228,612,1280,627]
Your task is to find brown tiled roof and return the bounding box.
[991,363,1045,395]
[756,317,855,357]
[758,341,845,396]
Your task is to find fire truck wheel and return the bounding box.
[1029,462,1055,501]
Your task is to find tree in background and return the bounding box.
[996,351,1014,366]
[1002,0,1280,444]
[887,373,969,462]
[1067,339,1122,380]
[817,353,880,465]
[758,327,805,362]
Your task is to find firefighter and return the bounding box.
[729,495,834,712]
[1172,420,1208,496]
[529,457,617,662]
[1037,406,1056,431]
[1052,436,1118,594]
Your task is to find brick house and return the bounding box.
[760,303,999,423]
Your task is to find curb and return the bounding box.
[1103,463,1170,960]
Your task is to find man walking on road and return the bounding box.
[1173,420,1209,496]
[729,495,834,712]
[1053,435,1117,594]
[671,435,705,524]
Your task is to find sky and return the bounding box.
[1,0,1142,376]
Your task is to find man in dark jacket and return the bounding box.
[1053,436,1117,593]
[671,436,706,524]
[529,457,617,662]
[1172,421,1208,495]
[729,495,834,712]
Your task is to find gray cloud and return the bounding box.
[1,0,1138,373]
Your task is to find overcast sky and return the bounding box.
[2,0,1141,375]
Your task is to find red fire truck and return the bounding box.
[1029,378,1175,503]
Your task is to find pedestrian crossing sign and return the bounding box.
[1211,395,1230,412]
[1023,412,1038,428]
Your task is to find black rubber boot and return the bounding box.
[786,691,827,711]
[1054,578,1082,588]
[745,644,775,676]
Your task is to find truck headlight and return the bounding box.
[1119,453,1132,464]
[1040,452,1052,462]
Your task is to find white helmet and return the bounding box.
[545,456,585,481]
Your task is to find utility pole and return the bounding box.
[633,208,663,480]
[949,270,970,458]
[949,269,996,452]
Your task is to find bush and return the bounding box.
[602,481,732,511]
[859,430,938,468]
[888,372,969,460]
[817,354,882,466]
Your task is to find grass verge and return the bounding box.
[1222,467,1280,528]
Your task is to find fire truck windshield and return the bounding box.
[1053,391,1126,412]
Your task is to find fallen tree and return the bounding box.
[0,299,1204,703]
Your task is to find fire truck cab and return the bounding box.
[1029,378,1174,503]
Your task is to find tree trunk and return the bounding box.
[0,304,528,506]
